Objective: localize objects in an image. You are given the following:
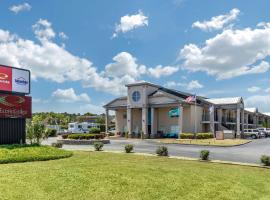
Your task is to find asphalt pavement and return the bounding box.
[43,137,270,164]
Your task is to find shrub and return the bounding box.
[45,128,57,137]
[125,144,134,153]
[99,124,106,132]
[62,134,69,139]
[26,122,46,144]
[200,150,210,160]
[0,145,72,164]
[67,134,104,140]
[94,142,104,151]
[89,127,101,134]
[51,142,63,148]
[261,155,270,166]
[156,146,168,156]
[196,133,214,139]
[180,133,195,139]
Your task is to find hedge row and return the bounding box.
[67,133,104,140]
[180,132,213,139]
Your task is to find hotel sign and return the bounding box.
[0,94,32,118]
[0,65,30,94]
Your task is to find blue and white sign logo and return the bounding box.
[15,77,28,86]
[12,68,30,94]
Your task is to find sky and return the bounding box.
[0,0,270,114]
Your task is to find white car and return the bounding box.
[243,129,260,139]
[257,128,270,137]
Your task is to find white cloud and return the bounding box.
[52,88,90,103]
[247,86,261,93]
[265,88,270,93]
[9,2,31,14]
[79,104,104,114]
[148,65,179,78]
[179,26,270,80]
[59,32,68,40]
[164,81,185,88]
[192,8,240,31]
[0,19,136,95]
[187,80,204,90]
[113,10,148,38]
[245,95,270,112]
[164,80,203,90]
[0,19,177,96]
[32,19,55,41]
[105,52,146,77]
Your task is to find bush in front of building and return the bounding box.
[89,128,101,134]
[156,146,168,156]
[62,134,69,139]
[94,142,104,151]
[124,144,134,153]
[200,150,210,160]
[45,128,57,137]
[67,134,104,140]
[180,133,195,139]
[196,133,214,139]
[261,155,270,166]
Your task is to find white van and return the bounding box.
[68,122,100,133]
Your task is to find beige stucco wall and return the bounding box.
[131,108,142,133]
[115,109,127,133]
[127,85,158,108]
[156,107,179,133]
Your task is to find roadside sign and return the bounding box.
[0,94,32,118]
[0,65,30,94]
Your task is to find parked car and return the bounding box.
[243,129,260,139]
[257,128,270,137]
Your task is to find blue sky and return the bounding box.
[0,0,270,114]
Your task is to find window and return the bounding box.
[132,91,141,102]
[78,125,82,129]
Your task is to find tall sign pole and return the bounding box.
[194,94,197,134]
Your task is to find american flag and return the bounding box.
[185,95,196,103]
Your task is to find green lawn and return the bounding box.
[0,145,72,164]
[0,151,270,200]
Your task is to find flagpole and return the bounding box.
[194,95,197,134]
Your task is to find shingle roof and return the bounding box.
[205,97,242,105]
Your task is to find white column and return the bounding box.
[151,107,156,138]
[210,106,215,136]
[127,108,132,136]
[142,107,148,138]
[217,109,222,130]
[105,109,109,133]
[241,109,244,136]
[236,107,240,137]
[178,105,183,138]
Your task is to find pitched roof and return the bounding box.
[205,97,242,105]
[244,107,258,113]
[263,112,270,116]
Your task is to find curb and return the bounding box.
[81,150,270,169]
[157,140,252,147]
